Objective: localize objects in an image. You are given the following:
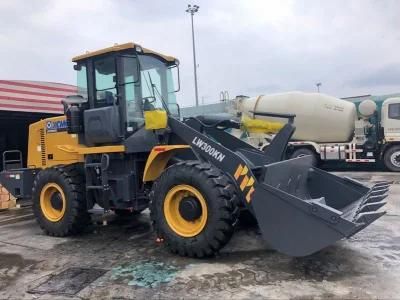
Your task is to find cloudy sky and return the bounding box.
[0,0,399,107]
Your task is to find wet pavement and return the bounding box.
[0,171,399,299]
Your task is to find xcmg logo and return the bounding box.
[46,119,67,133]
[192,136,226,162]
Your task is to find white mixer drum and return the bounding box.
[238,91,357,143]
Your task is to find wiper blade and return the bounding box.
[147,71,156,98]
[146,71,170,114]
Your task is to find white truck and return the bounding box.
[232,92,400,171]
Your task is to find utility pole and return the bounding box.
[316,82,322,93]
[186,4,200,106]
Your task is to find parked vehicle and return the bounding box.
[234,92,400,171]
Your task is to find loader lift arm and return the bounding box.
[183,111,297,166]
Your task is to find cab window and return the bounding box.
[94,56,117,107]
[388,103,400,120]
[76,64,88,99]
[120,56,144,131]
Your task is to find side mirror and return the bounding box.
[168,103,181,119]
[168,65,180,93]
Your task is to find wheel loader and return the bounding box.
[0,42,389,257]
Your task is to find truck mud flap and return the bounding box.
[250,156,388,257]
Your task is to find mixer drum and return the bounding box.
[238,92,357,143]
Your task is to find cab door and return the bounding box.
[382,98,400,142]
[84,55,123,145]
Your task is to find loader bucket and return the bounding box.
[251,156,388,257]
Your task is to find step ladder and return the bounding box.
[85,154,111,210]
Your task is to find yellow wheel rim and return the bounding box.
[40,183,66,222]
[164,184,208,237]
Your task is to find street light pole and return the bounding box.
[316,82,322,93]
[186,4,200,107]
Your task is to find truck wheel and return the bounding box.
[150,161,239,258]
[384,145,400,172]
[291,148,318,166]
[32,165,90,236]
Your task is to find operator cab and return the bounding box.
[66,42,180,148]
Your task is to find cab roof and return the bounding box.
[72,42,177,63]
[383,97,400,105]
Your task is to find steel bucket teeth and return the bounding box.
[373,180,391,185]
[355,211,386,224]
[371,183,390,190]
[349,186,389,223]
[372,185,390,192]
[369,189,389,197]
[358,201,387,213]
[363,193,388,205]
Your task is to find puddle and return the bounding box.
[28,267,106,295]
[0,253,38,289]
[0,253,36,269]
[111,261,178,288]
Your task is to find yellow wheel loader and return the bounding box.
[0,43,389,257]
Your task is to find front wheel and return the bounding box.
[150,161,239,258]
[383,145,400,172]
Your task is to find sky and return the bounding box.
[0,0,399,107]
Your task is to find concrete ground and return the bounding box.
[0,172,399,299]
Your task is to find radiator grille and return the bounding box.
[40,128,46,166]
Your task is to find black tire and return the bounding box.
[291,147,318,166]
[383,145,400,172]
[150,161,239,258]
[238,209,258,227]
[32,165,90,236]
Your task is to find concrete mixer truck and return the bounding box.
[232,92,400,171]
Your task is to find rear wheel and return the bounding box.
[150,161,239,258]
[383,145,400,172]
[291,147,318,166]
[32,165,90,236]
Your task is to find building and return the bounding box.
[0,80,76,170]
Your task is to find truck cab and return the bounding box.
[287,97,400,171]
[380,97,400,170]
[381,97,400,141]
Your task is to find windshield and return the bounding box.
[123,54,178,132]
[138,55,177,109]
